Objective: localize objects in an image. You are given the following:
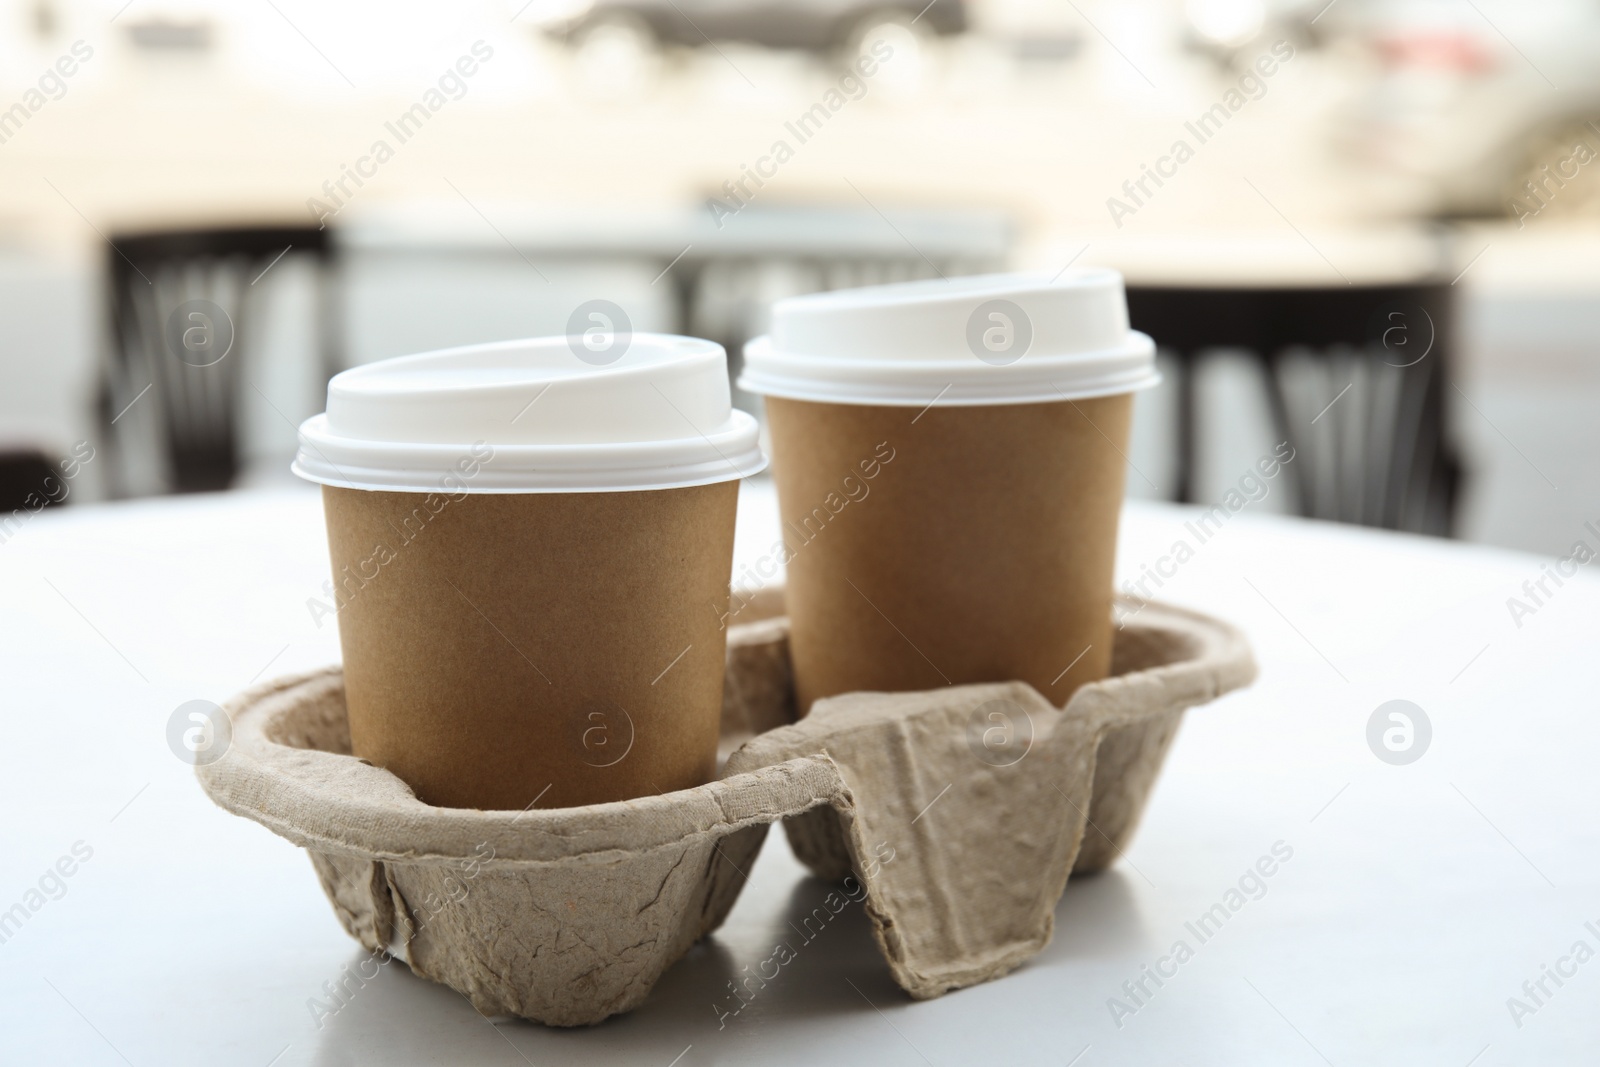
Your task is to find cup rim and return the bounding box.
[294,410,765,494]
[739,332,1160,407]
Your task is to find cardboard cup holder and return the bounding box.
[198,592,1254,1026]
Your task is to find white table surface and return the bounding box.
[2,480,1595,1066]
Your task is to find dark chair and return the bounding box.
[1126,282,1461,536]
[102,226,337,495]
[0,451,62,514]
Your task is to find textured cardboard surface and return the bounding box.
[322,482,738,810]
[764,395,1134,714]
[198,595,1253,1026]
[775,609,1208,881]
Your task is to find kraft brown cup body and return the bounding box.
[765,393,1133,713]
[324,482,739,810]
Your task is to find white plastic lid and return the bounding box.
[740,269,1159,407]
[293,334,765,493]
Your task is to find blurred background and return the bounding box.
[2,0,1596,552]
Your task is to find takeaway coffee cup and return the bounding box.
[740,271,1157,713]
[293,335,765,810]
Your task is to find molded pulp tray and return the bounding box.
[197,595,1254,1026]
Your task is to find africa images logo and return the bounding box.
[966,299,1032,366]
[167,700,232,766]
[1366,700,1431,766]
[566,299,632,366]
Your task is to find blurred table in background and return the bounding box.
[336,201,1012,407]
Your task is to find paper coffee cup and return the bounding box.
[740,271,1157,712]
[294,335,765,810]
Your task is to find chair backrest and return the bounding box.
[1127,283,1460,537]
[103,226,332,495]
[1272,339,1459,535]
[0,451,61,516]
